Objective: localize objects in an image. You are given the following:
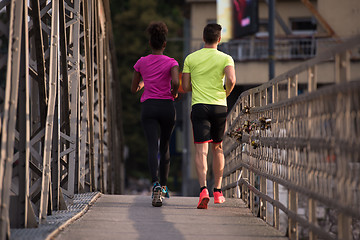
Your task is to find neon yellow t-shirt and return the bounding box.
[183,48,234,106]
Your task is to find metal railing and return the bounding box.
[223,35,360,240]
[219,37,360,61]
[0,0,124,239]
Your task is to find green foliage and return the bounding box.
[110,0,184,185]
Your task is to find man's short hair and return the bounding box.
[203,23,222,44]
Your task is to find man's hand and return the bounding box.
[224,65,236,97]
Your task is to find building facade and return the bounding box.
[182,0,360,196]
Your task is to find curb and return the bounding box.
[10,192,101,240]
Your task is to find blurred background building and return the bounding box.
[181,0,360,196]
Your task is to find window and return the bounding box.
[255,18,269,37]
[290,17,317,35]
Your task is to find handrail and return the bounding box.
[223,34,360,239]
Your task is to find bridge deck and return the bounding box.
[54,194,286,240]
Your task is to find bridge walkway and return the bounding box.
[54,194,287,240]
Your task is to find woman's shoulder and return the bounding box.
[162,54,177,60]
[162,55,178,64]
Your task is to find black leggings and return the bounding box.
[141,99,176,186]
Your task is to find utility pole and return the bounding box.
[268,0,275,80]
[182,17,191,196]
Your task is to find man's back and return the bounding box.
[183,48,234,106]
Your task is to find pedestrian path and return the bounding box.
[54,194,287,240]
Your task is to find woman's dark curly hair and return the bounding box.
[147,21,168,50]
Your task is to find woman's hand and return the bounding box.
[171,89,178,99]
[131,70,143,93]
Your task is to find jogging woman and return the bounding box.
[131,21,179,207]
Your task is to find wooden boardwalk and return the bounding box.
[54,194,287,240]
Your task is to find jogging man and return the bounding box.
[182,23,236,209]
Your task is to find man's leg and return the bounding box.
[211,142,224,189]
[195,142,210,209]
[191,104,211,208]
[211,142,226,204]
[194,143,209,187]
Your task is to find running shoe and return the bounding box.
[161,186,170,199]
[152,182,162,207]
[197,188,210,209]
[213,190,226,204]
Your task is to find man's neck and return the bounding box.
[204,43,218,49]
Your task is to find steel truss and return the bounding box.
[0,0,124,239]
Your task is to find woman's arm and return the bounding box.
[131,70,144,93]
[171,65,180,98]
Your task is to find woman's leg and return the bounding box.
[158,102,175,186]
[141,103,160,184]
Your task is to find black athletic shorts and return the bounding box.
[191,103,227,144]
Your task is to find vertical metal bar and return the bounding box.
[51,60,60,211]
[260,90,264,107]
[83,0,96,191]
[242,168,248,205]
[58,0,71,141]
[29,0,47,128]
[338,213,352,240]
[79,90,88,192]
[308,198,317,240]
[273,179,279,229]
[97,3,105,193]
[268,0,275,80]
[259,176,267,221]
[271,81,280,230]
[250,169,255,214]
[288,190,298,240]
[288,75,298,99]
[17,1,31,227]
[79,0,88,192]
[39,0,59,222]
[103,26,113,194]
[307,77,315,238]
[67,0,81,196]
[93,1,102,192]
[272,83,278,103]
[308,66,317,93]
[58,0,71,200]
[265,88,269,105]
[92,0,100,191]
[73,0,82,195]
[335,51,350,83]
[0,0,24,238]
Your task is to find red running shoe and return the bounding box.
[213,191,226,204]
[197,188,210,209]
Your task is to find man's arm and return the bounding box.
[224,65,236,97]
[131,70,144,93]
[182,73,192,92]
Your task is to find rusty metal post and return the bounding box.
[0,0,24,238]
[39,0,59,222]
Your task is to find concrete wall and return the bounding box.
[189,2,216,52]
[318,0,360,38]
[259,1,315,36]
[235,60,360,86]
